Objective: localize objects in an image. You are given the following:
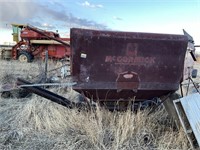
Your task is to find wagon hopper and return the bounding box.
[70,28,194,104]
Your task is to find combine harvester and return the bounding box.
[12,28,198,110]
[0,24,70,62]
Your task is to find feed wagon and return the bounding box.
[1,28,198,110]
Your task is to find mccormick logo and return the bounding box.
[105,43,155,65]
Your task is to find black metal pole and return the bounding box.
[16,78,76,108]
[44,50,48,82]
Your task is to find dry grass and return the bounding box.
[0,97,191,150]
[196,54,200,63]
[0,60,192,149]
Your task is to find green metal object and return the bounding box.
[11,24,26,42]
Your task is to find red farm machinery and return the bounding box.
[11,24,70,62]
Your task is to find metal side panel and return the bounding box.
[178,93,200,147]
[30,40,70,45]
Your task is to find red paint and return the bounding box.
[71,28,188,100]
[12,25,70,61]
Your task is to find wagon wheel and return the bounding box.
[1,91,11,98]
[18,51,33,63]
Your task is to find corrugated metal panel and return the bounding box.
[175,93,200,148]
[180,93,200,145]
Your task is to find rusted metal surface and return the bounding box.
[25,25,70,46]
[183,30,196,81]
[71,28,188,100]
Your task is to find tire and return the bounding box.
[1,91,11,98]
[1,89,31,99]
[18,51,33,63]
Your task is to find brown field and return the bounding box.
[0,59,197,150]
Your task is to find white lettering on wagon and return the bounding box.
[105,56,155,65]
[105,43,156,65]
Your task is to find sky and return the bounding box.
[0,0,200,49]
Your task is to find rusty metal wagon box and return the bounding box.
[70,28,188,100]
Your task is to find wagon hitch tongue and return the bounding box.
[16,78,88,109]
